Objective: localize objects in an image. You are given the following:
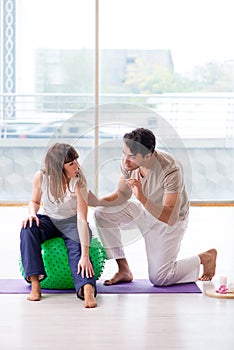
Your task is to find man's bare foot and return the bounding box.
[104,271,133,286]
[104,258,133,285]
[198,248,217,281]
[27,276,41,301]
[83,284,97,308]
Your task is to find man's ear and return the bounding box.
[145,152,152,160]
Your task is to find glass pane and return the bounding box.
[0,0,96,202]
[98,0,234,201]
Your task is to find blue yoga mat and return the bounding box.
[0,279,201,294]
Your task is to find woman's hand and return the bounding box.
[22,215,40,229]
[77,256,94,278]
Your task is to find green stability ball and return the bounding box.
[19,237,107,289]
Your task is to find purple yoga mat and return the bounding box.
[0,279,201,294]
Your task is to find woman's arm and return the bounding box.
[75,183,94,278]
[22,170,42,228]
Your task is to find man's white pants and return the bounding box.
[94,200,200,286]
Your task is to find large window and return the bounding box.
[0,0,234,202]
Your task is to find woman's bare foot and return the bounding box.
[83,284,97,308]
[27,275,41,301]
[198,248,217,281]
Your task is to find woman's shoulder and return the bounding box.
[33,169,44,187]
[70,176,83,191]
[34,169,43,180]
[35,168,45,178]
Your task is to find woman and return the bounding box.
[20,143,97,308]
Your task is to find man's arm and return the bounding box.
[88,176,132,207]
[126,171,181,226]
[139,192,181,226]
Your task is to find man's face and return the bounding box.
[122,143,144,171]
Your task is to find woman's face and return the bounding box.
[63,158,80,179]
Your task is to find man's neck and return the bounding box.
[139,151,157,177]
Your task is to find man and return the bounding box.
[88,128,217,286]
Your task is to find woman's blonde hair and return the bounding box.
[44,143,86,202]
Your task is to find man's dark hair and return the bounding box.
[123,128,156,157]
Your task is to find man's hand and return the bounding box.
[125,170,147,205]
[88,190,100,207]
